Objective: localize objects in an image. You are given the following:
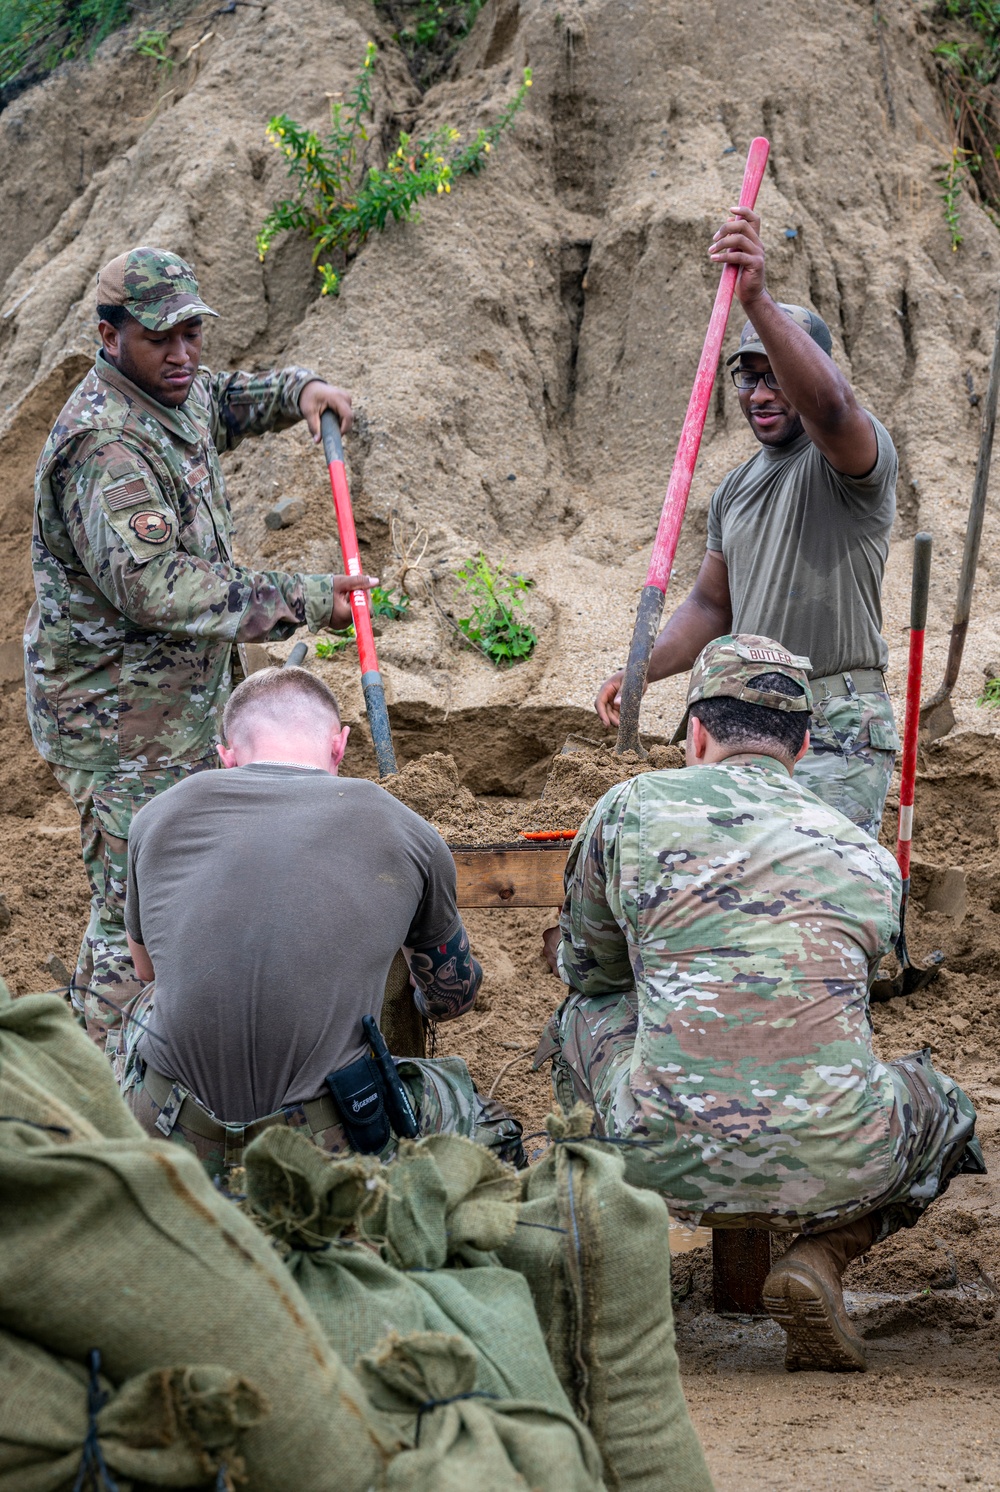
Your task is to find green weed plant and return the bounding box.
[256,42,531,295]
[0,0,129,92]
[932,0,1000,244]
[375,0,485,88]
[454,553,537,666]
[314,585,410,658]
[133,28,172,72]
[977,675,1000,707]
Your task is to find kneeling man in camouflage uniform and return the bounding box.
[539,635,983,1373]
[121,666,524,1178]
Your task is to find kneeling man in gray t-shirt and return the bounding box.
[121,665,523,1179]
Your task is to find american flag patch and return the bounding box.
[104,477,151,511]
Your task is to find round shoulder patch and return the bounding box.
[128,510,173,545]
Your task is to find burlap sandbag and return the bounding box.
[244,1127,574,1407]
[357,1332,606,1492]
[0,981,141,1141]
[0,1117,390,1492]
[497,1106,714,1492]
[0,1329,265,1491]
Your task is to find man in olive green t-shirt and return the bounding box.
[595,206,899,837]
[120,666,524,1180]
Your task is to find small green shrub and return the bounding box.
[315,630,355,659]
[977,675,1000,706]
[370,584,410,620]
[0,0,130,92]
[931,0,1000,242]
[133,28,172,72]
[375,0,485,88]
[257,42,531,294]
[454,553,537,666]
[314,586,410,658]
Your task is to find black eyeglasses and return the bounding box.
[731,368,781,391]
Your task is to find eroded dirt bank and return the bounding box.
[2,0,1000,1484]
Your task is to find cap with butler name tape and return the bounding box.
[671,634,813,744]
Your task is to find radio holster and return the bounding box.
[324,1054,392,1154]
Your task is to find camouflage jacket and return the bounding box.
[557,756,903,1221]
[25,354,335,770]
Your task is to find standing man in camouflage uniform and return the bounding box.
[595,205,900,838]
[24,246,373,1068]
[544,636,982,1373]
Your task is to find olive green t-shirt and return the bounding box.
[125,764,461,1121]
[706,415,897,677]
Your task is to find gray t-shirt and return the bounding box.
[706,415,897,677]
[125,764,461,1121]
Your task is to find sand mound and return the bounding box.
[2,1,1000,1481]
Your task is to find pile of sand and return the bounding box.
[2,0,1000,1480]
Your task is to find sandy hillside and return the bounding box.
[2,0,1000,1486]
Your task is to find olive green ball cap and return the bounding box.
[725,303,833,365]
[671,634,813,744]
[96,247,219,332]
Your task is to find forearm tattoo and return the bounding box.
[409,924,482,1020]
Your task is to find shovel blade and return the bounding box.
[900,949,945,996]
[918,690,955,745]
[870,948,944,1003]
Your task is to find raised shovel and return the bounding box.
[919,290,1000,743]
[870,532,943,1003]
[616,135,770,754]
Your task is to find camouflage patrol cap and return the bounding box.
[725,303,833,365]
[671,633,813,744]
[96,247,219,332]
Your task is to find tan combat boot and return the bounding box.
[762,1212,879,1373]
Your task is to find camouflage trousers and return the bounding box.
[124,1046,525,1185]
[539,991,981,1242]
[50,756,216,1072]
[793,687,898,838]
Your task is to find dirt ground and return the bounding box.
[4,0,1000,1485]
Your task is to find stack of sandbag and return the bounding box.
[0,982,393,1491]
[244,1127,605,1491]
[0,1332,265,1491]
[358,1331,605,1492]
[0,980,143,1141]
[497,1105,715,1492]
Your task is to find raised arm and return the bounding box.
[709,207,877,477]
[595,550,732,728]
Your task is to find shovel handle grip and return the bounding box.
[910,531,932,632]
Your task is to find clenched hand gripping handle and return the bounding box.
[615,135,770,755]
[320,410,398,778]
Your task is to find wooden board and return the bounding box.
[450,843,570,908]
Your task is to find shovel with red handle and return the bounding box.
[870,532,943,1002]
[320,410,398,779]
[615,135,770,755]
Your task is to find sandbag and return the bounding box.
[0,1117,391,1492]
[0,980,141,1141]
[244,1127,575,1407]
[497,1106,714,1492]
[0,1329,265,1491]
[358,1332,605,1492]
